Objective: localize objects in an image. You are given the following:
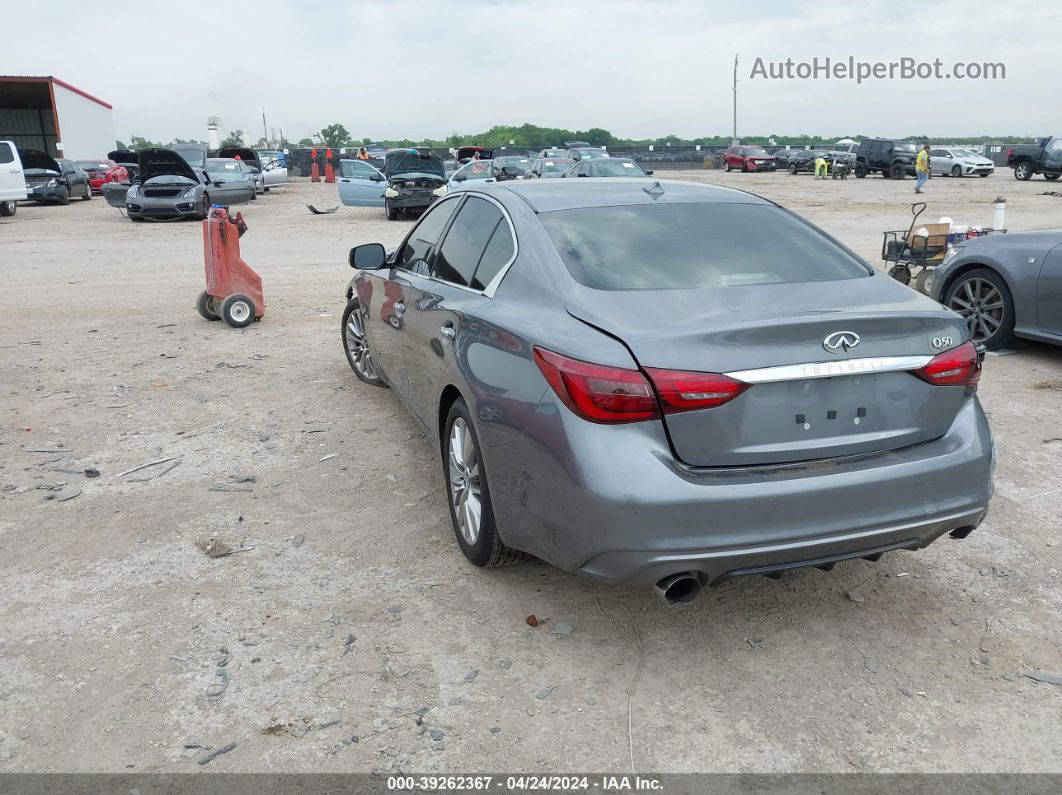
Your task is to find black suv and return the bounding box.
[854,139,919,179]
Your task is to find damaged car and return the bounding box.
[19,149,91,204]
[383,150,448,220]
[104,148,208,221]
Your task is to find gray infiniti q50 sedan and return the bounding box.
[340,179,994,604]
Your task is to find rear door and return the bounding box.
[361,196,462,399]
[1037,243,1062,336]
[402,194,517,424]
[1043,138,1062,174]
[0,143,26,202]
[338,159,385,206]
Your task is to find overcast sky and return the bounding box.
[8,0,1060,143]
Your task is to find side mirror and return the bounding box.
[369,172,384,182]
[453,173,467,182]
[577,172,589,177]
[350,243,387,270]
[645,170,654,176]
[214,180,225,186]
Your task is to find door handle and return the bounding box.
[439,323,456,341]
[393,301,405,315]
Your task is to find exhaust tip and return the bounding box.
[655,572,704,606]
[949,525,976,539]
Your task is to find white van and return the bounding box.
[0,141,27,216]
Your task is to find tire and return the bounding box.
[130,214,145,222]
[385,201,398,220]
[443,398,528,568]
[200,194,211,220]
[1014,162,1032,181]
[741,160,748,172]
[914,268,934,296]
[196,290,220,321]
[890,163,906,180]
[341,298,387,387]
[951,165,963,177]
[854,162,868,178]
[0,200,15,217]
[723,161,732,172]
[979,173,989,177]
[943,267,1015,349]
[58,188,70,206]
[887,264,912,285]
[788,163,798,175]
[81,183,92,200]
[219,294,255,328]
[1045,173,1061,181]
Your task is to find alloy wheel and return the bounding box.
[448,418,482,545]
[343,308,378,380]
[947,277,1005,342]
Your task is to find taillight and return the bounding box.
[912,341,980,388]
[533,347,658,423]
[532,347,749,424]
[644,368,749,413]
[1007,147,1013,159]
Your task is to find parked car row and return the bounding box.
[0,144,95,215]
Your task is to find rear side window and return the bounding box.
[396,198,459,275]
[471,219,515,290]
[540,202,870,291]
[432,197,505,287]
[0,144,13,165]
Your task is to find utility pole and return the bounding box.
[732,54,739,145]
[262,110,269,147]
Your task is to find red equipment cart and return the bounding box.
[196,206,264,328]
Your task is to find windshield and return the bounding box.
[456,161,495,180]
[540,203,869,291]
[745,148,770,157]
[172,148,206,168]
[571,149,608,160]
[592,160,646,176]
[542,149,566,157]
[206,159,246,177]
[541,160,573,173]
[495,157,530,169]
[894,142,918,153]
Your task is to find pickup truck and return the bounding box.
[1006,137,1062,180]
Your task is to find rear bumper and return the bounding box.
[486,395,993,587]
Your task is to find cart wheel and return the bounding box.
[914,269,934,296]
[196,290,221,321]
[888,265,912,285]
[220,294,255,328]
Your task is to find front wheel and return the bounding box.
[0,200,15,216]
[723,161,732,172]
[81,183,92,200]
[1014,162,1032,180]
[58,189,70,205]
[444,399,528,568]
[341,299,387,387]
[854,163,868,178]
[951,165,963,177]
[944,267,1015,348]
[890,163,906,180]
[788,163,798,175]
[385,201,398,220]
[219,294,255,328]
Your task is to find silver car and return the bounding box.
[340,179,993,604]
[203,158,256,206]
[104,148,207,221]
[929,147,994,177]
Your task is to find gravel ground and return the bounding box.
[0,170,1059,774]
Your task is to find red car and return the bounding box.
[76,159,129,193]
[722,146,777,173]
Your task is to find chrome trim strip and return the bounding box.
[726,355,933,384]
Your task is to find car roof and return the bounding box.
[483,178,774,212]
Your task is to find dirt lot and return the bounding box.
[1,170,1060,774]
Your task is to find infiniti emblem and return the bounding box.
[823,330,861,353]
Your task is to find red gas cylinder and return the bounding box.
[196,207,264,328]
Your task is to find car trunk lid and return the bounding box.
[564,276,971,467]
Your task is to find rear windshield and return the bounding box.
[539,203,870,290]
[592,160,645,176]
[77,161,110,170]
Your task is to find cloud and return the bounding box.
[5,0,1059,142]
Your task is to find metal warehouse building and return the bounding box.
[0,76,115,159]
